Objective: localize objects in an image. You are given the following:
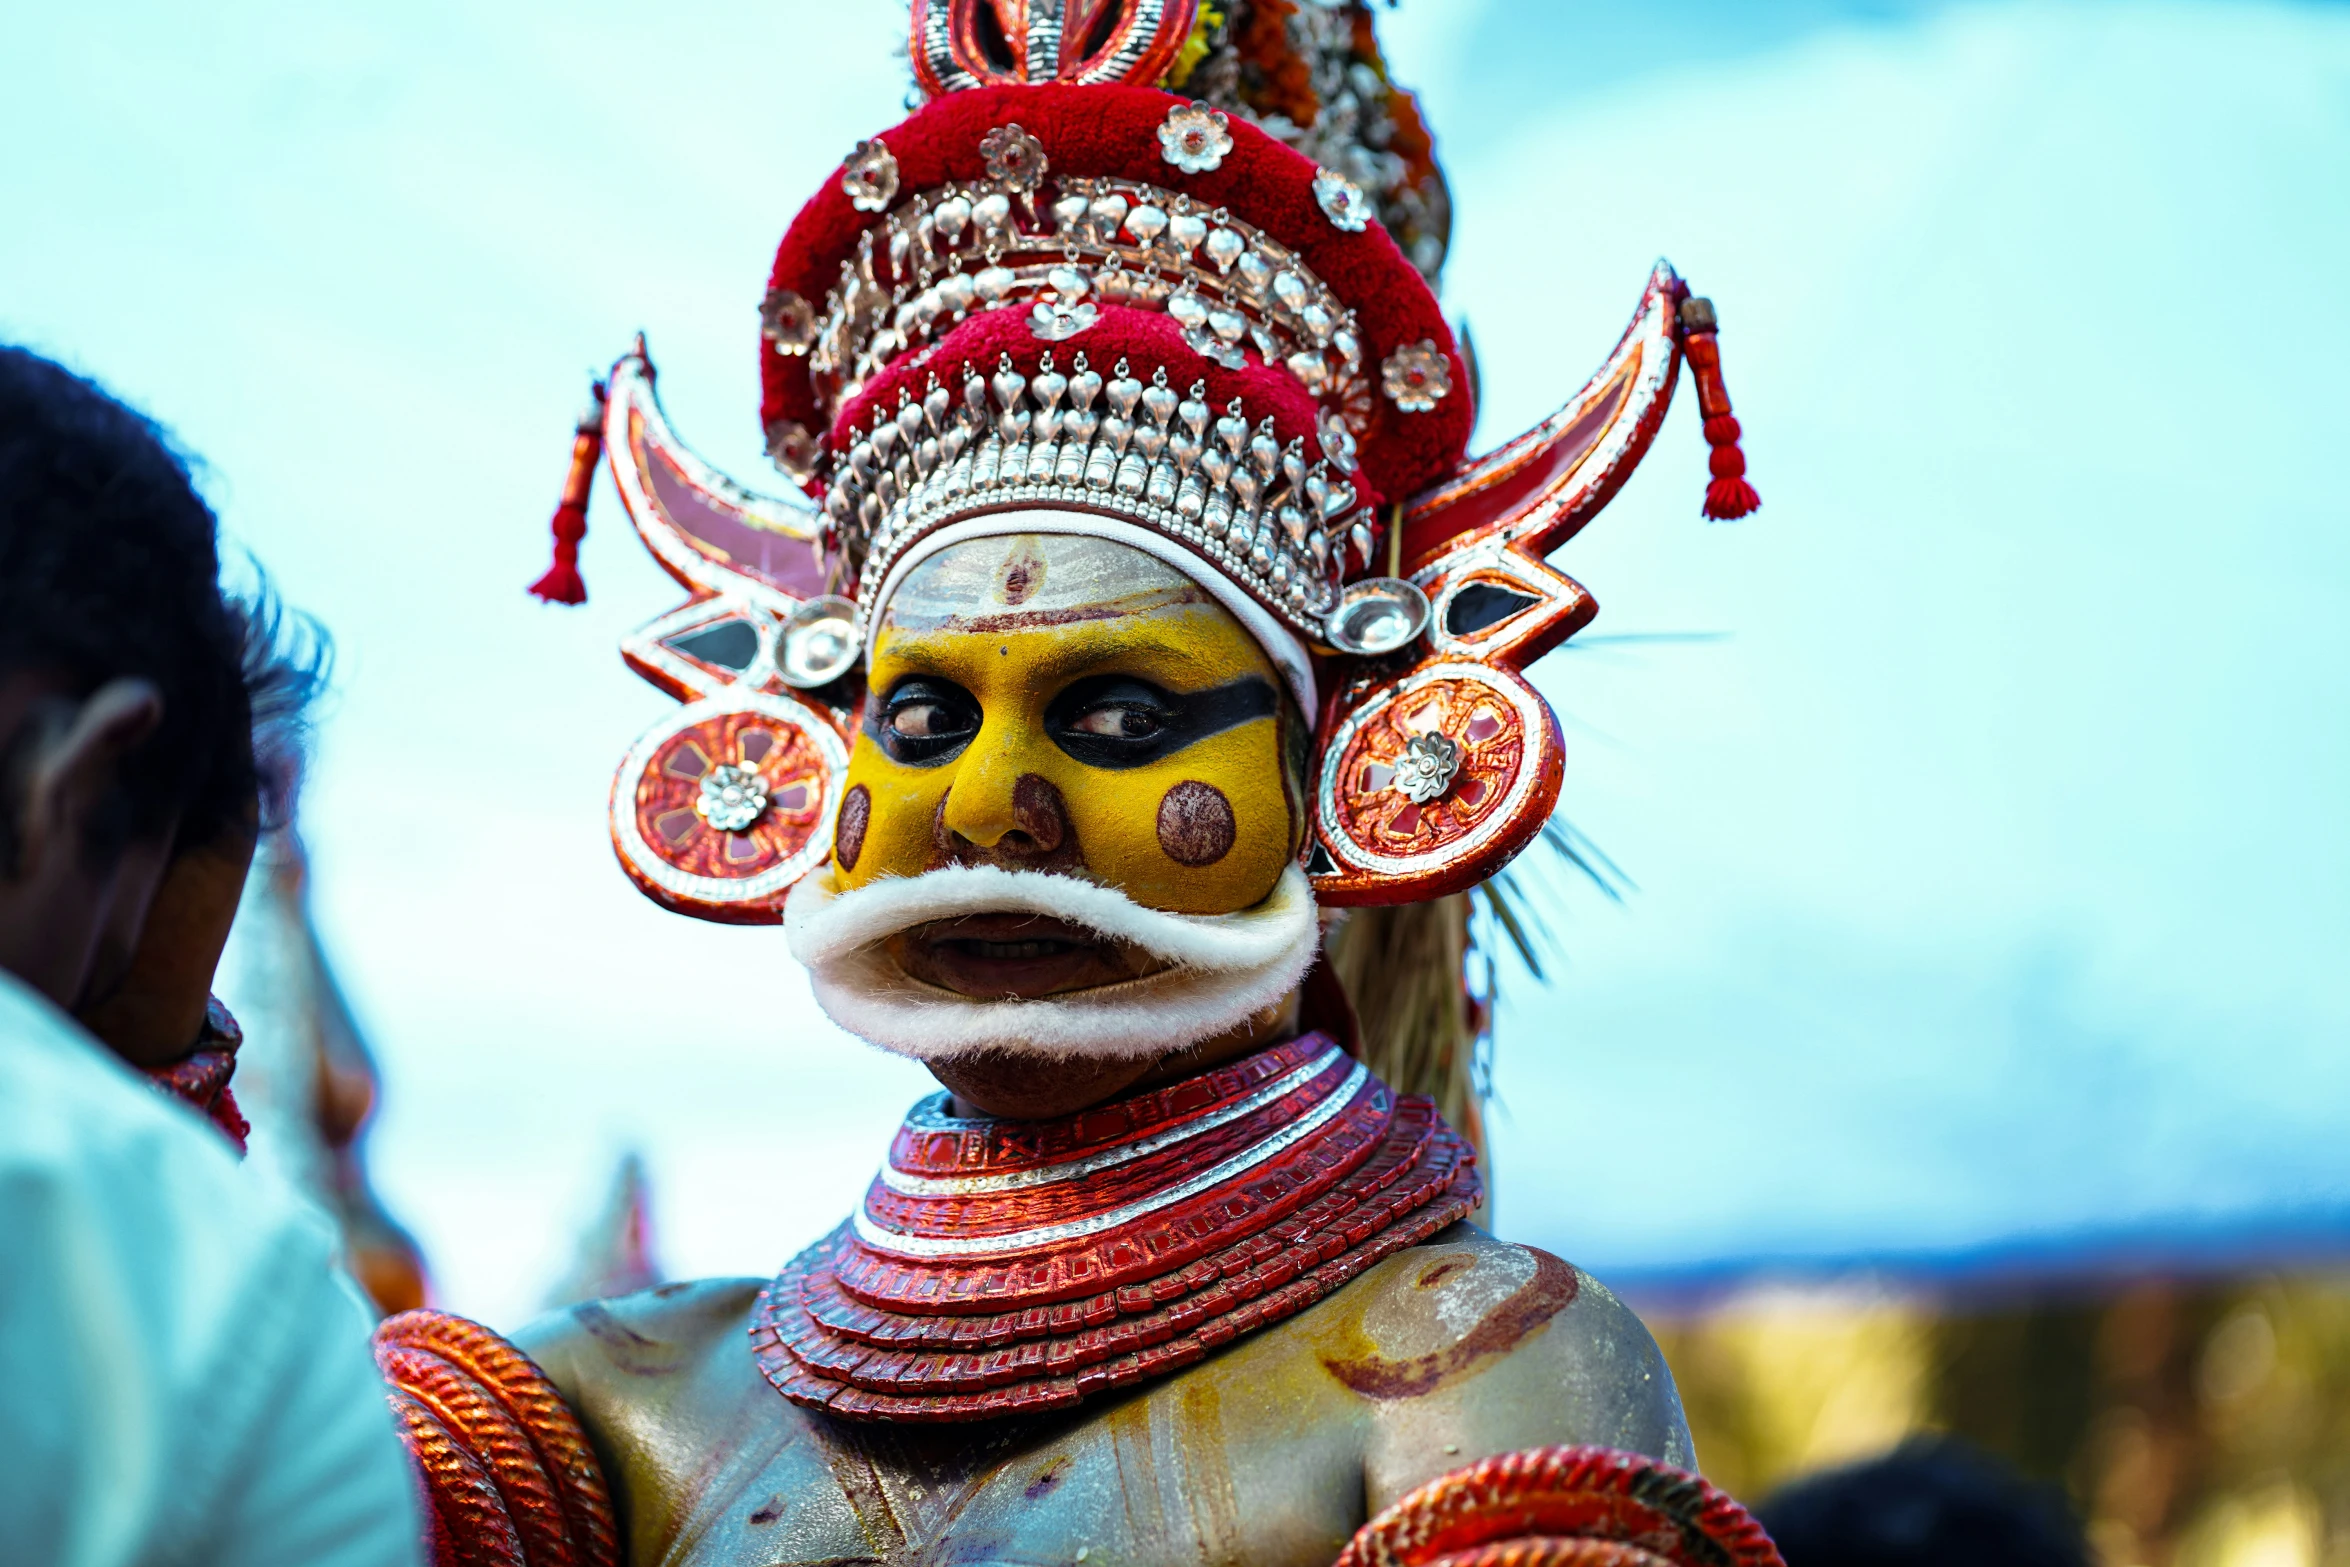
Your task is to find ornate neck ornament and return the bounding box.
[752,1033,1480,1422]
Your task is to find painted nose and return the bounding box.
[939,768,1073,863]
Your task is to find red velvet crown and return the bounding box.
[759,83,1472,508]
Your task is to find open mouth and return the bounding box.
[786,861,1322,1062]
[888,912,1169,1001]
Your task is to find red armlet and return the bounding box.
[1336,1445,1783,1567]
[374,1309,619,1567]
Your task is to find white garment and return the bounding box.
[0,969,422,1567]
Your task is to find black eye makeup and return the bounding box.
[1045,675,1278,769]
[868,676,982,765]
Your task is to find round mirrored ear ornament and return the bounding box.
[608,688,848,923]
[778,596,861,688]
[1323,577,1432,657]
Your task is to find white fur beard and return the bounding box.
[782,863,1320,1064]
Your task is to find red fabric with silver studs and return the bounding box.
[834,301,1384,512]
[760,83,1472,506]
[751,1033,1481,1422]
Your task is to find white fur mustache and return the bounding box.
[783,863,1319,1063]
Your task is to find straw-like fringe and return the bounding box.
[1325,894,1486,1187]
[1321,823,1629,1224]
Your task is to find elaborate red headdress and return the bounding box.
[534,0,1756,925]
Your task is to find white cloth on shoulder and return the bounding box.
[0,969,422,1567]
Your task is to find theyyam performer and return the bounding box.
[374,3,1772,1564]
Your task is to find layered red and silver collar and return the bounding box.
[752,1033,1481,1422]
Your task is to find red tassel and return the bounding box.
[1679,297,1759,521]
[529,382,608,604]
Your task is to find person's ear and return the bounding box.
[11,679,165,880]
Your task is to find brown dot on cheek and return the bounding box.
[1009,773,1068,853]
[835,784,870,871]
[1156,781,1236,867]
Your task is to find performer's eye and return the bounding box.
[890,703,956,738]
[870,677,979,764]
[1071,701,1166,740]
[1047,675,1235,768]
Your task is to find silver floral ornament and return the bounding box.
[979,123,1048,192]
[696,763,770,833]
[1391,731,1463,805]
[1316,405,1358,469]
[841,138,899,212]
[764,418,819,483]
[759,288,816,354]
[1029,299,1099,342]
[1157,101,1233,175]
[1381,339,1452,413]
[1029,259,1097,342]
[1313,167,1372,233]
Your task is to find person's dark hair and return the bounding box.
[234,585,332,834]
[1756,1436,2090,1567]
[0,345,326,862]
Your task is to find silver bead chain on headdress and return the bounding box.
[825,350,1377,639]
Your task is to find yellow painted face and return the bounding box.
[834,532,1301,915]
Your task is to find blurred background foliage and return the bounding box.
[1651,1272,2350,1563]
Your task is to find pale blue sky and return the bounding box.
[5,1,2346,1325]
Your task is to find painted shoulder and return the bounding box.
[1324,1224,1696,1508]
[515,1275,764,1389]
[513,1277,774,1562]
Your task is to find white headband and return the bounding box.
[863,510,1319,721]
